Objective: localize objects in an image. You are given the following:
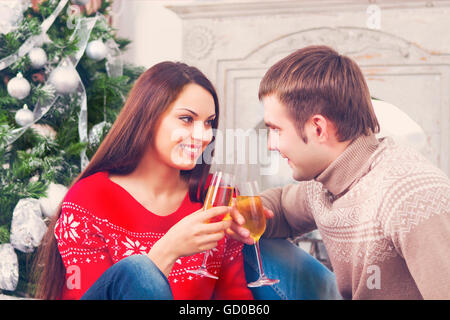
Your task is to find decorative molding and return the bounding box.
[167,0,450,19]
[242,27,450,64]
[184,25,215,59]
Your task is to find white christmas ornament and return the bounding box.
[0,0,27,35]
[372,99,429,155]
[10,198,47,253]
[49,64,79,94]
[86,39,108,61]
[39,183,68,218]
[7,72,31,100]
[15,104,34,127]
[28,47,48,69]
[0,244,19,291]
[89,121,111,146]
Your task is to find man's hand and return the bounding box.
[226,200,274,245]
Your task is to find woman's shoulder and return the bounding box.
[64,171,107,198]
[63,171,114,215]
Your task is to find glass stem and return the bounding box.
[254,240,265,278]
[200,250,209,269]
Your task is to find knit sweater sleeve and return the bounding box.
[55,202,113,300]
[260,182,316,238]
[212,236,254,300]
[386,169,450,299]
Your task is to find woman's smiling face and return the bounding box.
[152,83,216,171]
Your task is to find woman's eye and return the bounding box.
[205,119,215,126]
[179,116,193,124]
[270,127,280,134]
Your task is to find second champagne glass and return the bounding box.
[186,171,234,279]
[236,180,280,287]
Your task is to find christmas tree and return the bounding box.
[0,0,144,297]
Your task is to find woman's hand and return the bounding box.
[147,206,232,276]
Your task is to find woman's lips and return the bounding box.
[179,143,202,158]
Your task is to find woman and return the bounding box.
[34,61,253,300]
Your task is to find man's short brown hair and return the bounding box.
[259,45,379,142]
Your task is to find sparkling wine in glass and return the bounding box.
[186,171,234,279]
[236,181,279,287]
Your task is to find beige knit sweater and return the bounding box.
[260,134,450,300]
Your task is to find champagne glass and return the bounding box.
[235,180,279,287]
[187,171,234,279]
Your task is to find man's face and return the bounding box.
[263,94,329,181]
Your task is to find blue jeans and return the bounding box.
[243,238,342,300]
[81,239,341,300]
[81,255,173,300]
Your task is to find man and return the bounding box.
[230,45,450,299]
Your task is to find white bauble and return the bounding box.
[49,65,79,94]
[85,39,108,61]
[71,0,90,5]
[15,104,34,127]
[28,47,48,69]
[0,244,18,291]
[372,99,429,155]
[7,73,31,100]
[10,198,47,253]
[0,0,27,35]
[39,183,68,218]
[88,121,111,146]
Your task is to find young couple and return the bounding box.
[35,45,450,300]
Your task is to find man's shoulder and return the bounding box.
[375,138,449,202]
[374,138,450,235]
[374,137,448,183]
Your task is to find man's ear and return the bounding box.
[308,114,329,141]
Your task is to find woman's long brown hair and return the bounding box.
[33,61,220,299]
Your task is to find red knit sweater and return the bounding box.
[54,171,253,300]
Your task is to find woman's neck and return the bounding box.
[129,150,187,197]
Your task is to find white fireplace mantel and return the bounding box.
[168,0,450,19]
